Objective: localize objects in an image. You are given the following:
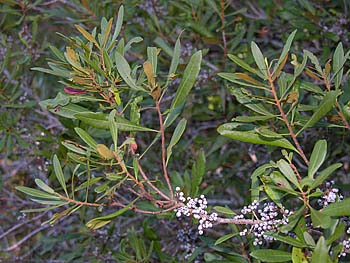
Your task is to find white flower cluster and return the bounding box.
[340,239,350,257]
[318,181,344,207]
[236,201,292,246]
[174,187,218,235]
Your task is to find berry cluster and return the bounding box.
[174,187,218,235]
[318,181,344,207]
[236,200,292,246]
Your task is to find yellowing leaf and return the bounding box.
[75,25,100,48]
[234,73,265,86]
[96,144,114,159]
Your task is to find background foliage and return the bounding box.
[1,0,350,262]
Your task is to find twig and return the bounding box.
[2,224,50,252]
[0,213,47,240]
[156,101,173,197]
[267,68,309,165]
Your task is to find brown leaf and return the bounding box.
[143,61,155,89]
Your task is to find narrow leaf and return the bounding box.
[227,54,264,78]
[310,163,342,191]
[250,249,292,262]
[308,140,327,179]
[109,110,118,151]
[166,51,202,126]
[34,179,55,194]
[115,51,142,90]
[166,118,187,165]
[213,206,235,215]
[300,90,341,132]
[214,233,237,245]
[96,144,115,160]
[277,159,300,189]
[16,186,59,199]
[53,155,68,197]
[311,236,329,263]
[165,35,181,87]
[322,197,350,216]
[75,25,100,48]
[75,127,98,149]
[86,202,133,230]
[218,123,298,152]
[275,30,297,72]
[310,207,331,229]
[251,42,267,78]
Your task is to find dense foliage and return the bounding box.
[1,1,350,262]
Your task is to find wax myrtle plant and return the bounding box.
[216,30,350,262]
[16,5,212,236]
[14,5,350,263]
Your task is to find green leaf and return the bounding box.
[333,42,344,89]
[108,5,124,49]
[310,207,331,229]
[21,204,67,213]
[304,50,323,75]
[322,197,350,216]
[40,98,89,119]
[101,18,112,48]
[227,54,263,78]
[115,51,142,91]
[275,30,297,73]
[277,159,300,189]
[251,163,273,201]
[229,88,275,116]
[269,171,293,191]
[303,232,316,247]
[213,206,235,215]
[300,90,341,132]
[292,247,308,263]
[74,112,109,129]
[16,186,59,199]
[218,72,267,89]
[327,221,345,245]
[166,118,187,165]
[309,163,342,191]
[311,236,329,263]
[166,50,202,126]
[34,179,55,194]
[74,112,157,132]
[62,141,87,155]
[31,67,70,78]
[251,42,267,78]
[265,233,305,247]
[191,149,206,196]
[308,140,327,179]
[214,233,237,245]
[109,110,118,151]
[165,35,181,87]
[74,128,98,149]
[86,202,133,230]
[218,123,298,152]
[233,115,276,122]
[124,36,143,53]
[250,249,292,262]
[147,47,158,74]
[53,155,68,197]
